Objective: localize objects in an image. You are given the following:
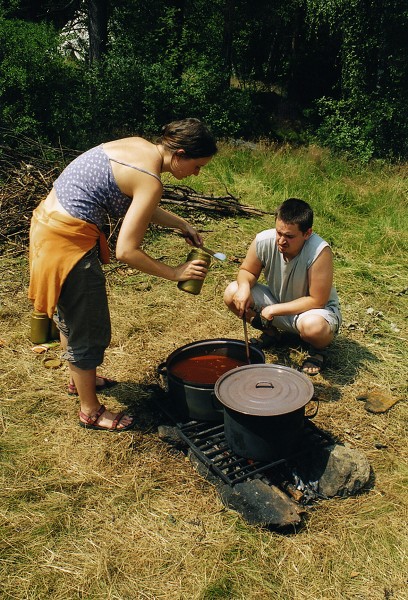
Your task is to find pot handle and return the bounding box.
[305,397,319,419]
[157,362,167,377]
[255,381,275,389]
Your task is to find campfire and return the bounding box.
[155,339,372,529]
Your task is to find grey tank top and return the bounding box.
[256,229,341,320]
[54,144,162,230]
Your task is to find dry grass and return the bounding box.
[1,144,407,599]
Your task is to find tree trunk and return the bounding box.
[169,0,186,83]
[221,0,234,89]
[87,0,108,64]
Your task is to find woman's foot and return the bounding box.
[68,376,118,396]
[78,404,135,431]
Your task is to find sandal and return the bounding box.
[301,348,327,376]
[251,311,272,331]
[68,376,118,396]
[79,404,135,432]
[249,331,280,350]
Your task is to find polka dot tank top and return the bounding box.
[54,145,161,230]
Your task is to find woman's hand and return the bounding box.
[174,259,208,282]
[179,224,203,247]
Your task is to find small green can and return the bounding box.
[177,248,212,295]
[30,311,50,344]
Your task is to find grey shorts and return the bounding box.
[250,283,341,335]
[54,246,111,370]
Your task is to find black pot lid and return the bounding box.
[214,363,314,416]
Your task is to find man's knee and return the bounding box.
[298,315,332,342]
[224,281,238,306]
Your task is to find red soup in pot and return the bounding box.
[170,354,247,385]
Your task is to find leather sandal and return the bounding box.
[78,404,135,432]
[250,311,272,331]
[68,376,118,396]
[249,332,280,350]
[301,348,328,376]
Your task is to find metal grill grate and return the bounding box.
[155,392,334,487]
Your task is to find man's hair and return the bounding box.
[274,198,313,232]
[159,118,218,158]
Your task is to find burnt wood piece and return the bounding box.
[218,479,304,527]
[189,451,303,528]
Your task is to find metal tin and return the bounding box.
[30,311,50,344]
[177,248,211,295]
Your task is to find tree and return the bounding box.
[305,0,408,160]
[87,0,109,63]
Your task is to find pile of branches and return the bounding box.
[0,138,266,255]
[162,184,266,217]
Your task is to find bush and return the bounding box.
[315,94,408,162]
[0,17,89,148]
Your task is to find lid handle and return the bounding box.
[255,381,275,389]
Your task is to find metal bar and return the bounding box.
[179,422,220,434]
[200,444,231,458]
[212,455,248,467]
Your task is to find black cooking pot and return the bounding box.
[215,364,314,462]
[158,339,265,422]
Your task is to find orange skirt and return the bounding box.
[28,201,109,317]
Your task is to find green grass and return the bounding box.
[0,143,407,600]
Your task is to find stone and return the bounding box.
[300,444,371,498]
[157,425,187,447]
[363,390,401,413]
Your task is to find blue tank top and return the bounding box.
[54,145,162,230]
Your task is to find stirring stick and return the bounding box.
[242,315,251,364]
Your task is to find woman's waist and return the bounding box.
[42,188,73,217]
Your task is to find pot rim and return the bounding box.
[165,338,265,386]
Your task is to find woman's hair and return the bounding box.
[274,198,314,232]
[160,118,218,158]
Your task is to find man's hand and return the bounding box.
[261,306,275,322]
[232,285,252,318]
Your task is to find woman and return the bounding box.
[29,118,217,431]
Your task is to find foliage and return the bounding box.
[1,0,408,159]
[305,0,408,160]
[0,16,89,148]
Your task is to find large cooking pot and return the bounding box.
[215,363,314,462]
[158,339,265,422]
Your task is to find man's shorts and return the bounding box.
[250,283,341,335]
[54,246,111,370]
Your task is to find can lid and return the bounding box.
[214,363,314,416]
[42,357,62,369]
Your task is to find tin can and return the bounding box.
[177,248,212,295]
[30,311,50,344]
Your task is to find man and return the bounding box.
[223,198,342,375]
